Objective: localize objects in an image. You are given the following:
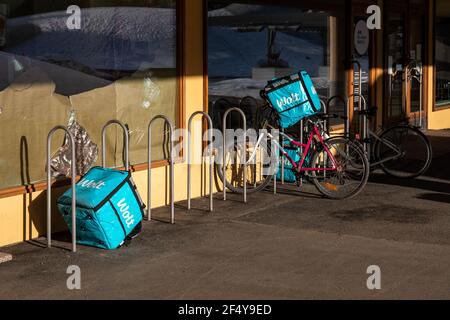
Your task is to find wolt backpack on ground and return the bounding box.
[57,167,145,250]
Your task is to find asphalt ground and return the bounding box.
[0,130,449,299]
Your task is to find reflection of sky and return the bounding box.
[208,27,324,78]
[5,7,176,71]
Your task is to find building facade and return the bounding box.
[0,0,448,247]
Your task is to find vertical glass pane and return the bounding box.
[352,15,370,131]
[409,1,425,114]
[435,0,450,107]
[208,1,347,128]
[386,8,405,119]
[0,1,177,189]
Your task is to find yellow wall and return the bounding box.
[427,0,450,130]
[0,0,214,248]
[427,94,450,130]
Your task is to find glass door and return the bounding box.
[384,0,426,125]
[384,2,407,124]
[406,0,426,126]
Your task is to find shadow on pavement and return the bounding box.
[423,134,450,181]
[330,205,432,224]
[369,173,450,194]
[417,193,450,204]
[369,132,450,195]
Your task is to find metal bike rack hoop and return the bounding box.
[281,128,285,185]
[187,111,214,212]
[320,98,327,114]
[239,96,259,108]
[347,93,368,152]
[273,135,278,195]
[320,98,328,135]
[327,95,349,137]
[147,115,175,223]
[47,126,77,252]
[222,108,247,203]
[101,120,130,171]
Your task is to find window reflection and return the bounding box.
[208,1,347,128]
[435,0,450,107]
[0,1,178,189]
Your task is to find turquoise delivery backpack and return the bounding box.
[276,147,300,183]
[275,141,311,183]
[57,167,145,250]
[263,71,321,129]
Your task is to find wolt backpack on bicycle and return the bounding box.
[261,70,322,182]
[262,70,322,130]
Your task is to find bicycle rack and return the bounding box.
[347,93,368,153]
[147,115,175,223]
[320,98,328,134]
[47,126,77,252]
[327,95,349,137]
[319,99,329,180]
[187,112,214,212]
[101,119,146,218]
[239,96,259,110]
[239,96,259,127]
[101,120,130,171]
[222,108,247,203]
[273,134,278,195]
[213,97,236,112]
[280,128,285,185]
[212,98,237,129]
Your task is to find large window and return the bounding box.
[0,0,178,190]
[208,1,347,123]
[435,0,450,108]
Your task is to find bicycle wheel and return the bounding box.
[310,137,370,199]
[216,137,275,194]
[374,125,432,179]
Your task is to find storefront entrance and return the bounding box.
[206,0,431,131]
[383,1,427,126]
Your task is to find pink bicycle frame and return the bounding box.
[278,125,339,173]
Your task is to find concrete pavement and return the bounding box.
[0,131,449,299]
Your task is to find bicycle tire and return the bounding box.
[310,137,370,199]
[374,125,432,179]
